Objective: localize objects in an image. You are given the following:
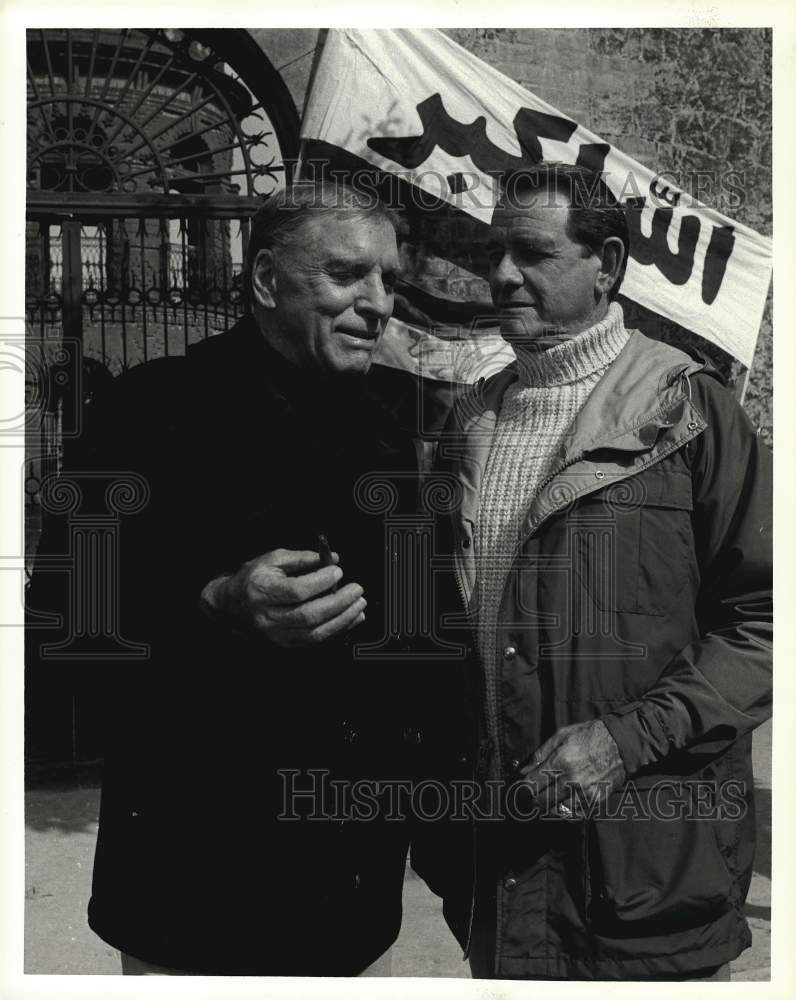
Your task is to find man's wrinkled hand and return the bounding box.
[200,548,367,648]
[519,719,626,817]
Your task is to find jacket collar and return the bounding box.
[187,313,410,472]
[461,329,707,461]
[446,330,709,607]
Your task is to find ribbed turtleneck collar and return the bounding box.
[513,302,630,388]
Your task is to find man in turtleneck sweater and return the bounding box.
[430,163,772,981]
[477,305,630,727]
[476,167,630,794]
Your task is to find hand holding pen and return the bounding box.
[317,533,338,592]
[198,537,366,647]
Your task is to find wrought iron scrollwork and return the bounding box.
[27,29,284,198]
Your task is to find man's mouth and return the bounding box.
[338,329,380,342]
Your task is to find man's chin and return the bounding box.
[325,352,374,378]
[499,316,542,341]
[331,336,380,374]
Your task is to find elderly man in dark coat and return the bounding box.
[29,182,432,976]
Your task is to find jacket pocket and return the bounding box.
[584,781,735,937]
[570,466,693,615]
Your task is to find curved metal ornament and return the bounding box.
[27,28,285,197]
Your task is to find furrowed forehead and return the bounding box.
[492,194,571,243]
[285,213,399,271]
[496,179,572,215]
[291,209,394,250]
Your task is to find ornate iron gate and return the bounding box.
[25,28,301,765]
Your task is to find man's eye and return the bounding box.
[516,246,543,261]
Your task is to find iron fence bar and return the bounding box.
[123,130,267,183]
[83,29,99,98]
[240,215,251,273]
[121,67,199,140]
[110,92,218,165]
[61,219,82,464]
[84,28,130,147]
[27,61,59,146]
[26,57,41,100]
[162,164,285,189]
[221,222,229,331]
[102,58,187,156]
[66,34,74,188]
[98,33,163,151]
[180,216,189,354]
[38,222,47,484]
[159,217,169,356]
[66,30,73,97]
[139,218,148,363]
[164,163,283,188]
[28,62,57,143]
[40,30,58,101]
[230,97,271,120]
[201,215,209,338]
[28,192,264,218]
[98,222,107,365]
[120,259,128,369]
[157,115,234,157]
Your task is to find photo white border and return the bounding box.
[2,3,793,998]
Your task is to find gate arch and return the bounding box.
[26,27,301,462]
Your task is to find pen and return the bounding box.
[317,533,338,592]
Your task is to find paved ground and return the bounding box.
[24,720,771,979]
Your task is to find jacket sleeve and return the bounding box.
[601,375,772,775]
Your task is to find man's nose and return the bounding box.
[491,252,524,293]
[355,274,392,321]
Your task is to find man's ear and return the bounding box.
[595,237,625,298]
[251,248,278,309]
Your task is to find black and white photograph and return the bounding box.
[1,6,789,993]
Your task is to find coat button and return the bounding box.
[509,758,520,771]
[503,645,517,660]
[503,877,518,891]
[461,537,471,549]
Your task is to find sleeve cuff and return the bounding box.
[601,701,675,776]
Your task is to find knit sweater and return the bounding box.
[476,303,631,765]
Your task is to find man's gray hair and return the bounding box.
[244,181,403,304]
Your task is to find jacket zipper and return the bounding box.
[491,452,585,767]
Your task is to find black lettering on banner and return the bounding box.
[368,93,577,175]
[626,197,735,303]
[625,196,701,286]
[701,224,736,305]
[649,175,681,207]
[368,94,737,305]
[574,142,611,175]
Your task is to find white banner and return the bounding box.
[301,28,772,368]
[374,319,514,383]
